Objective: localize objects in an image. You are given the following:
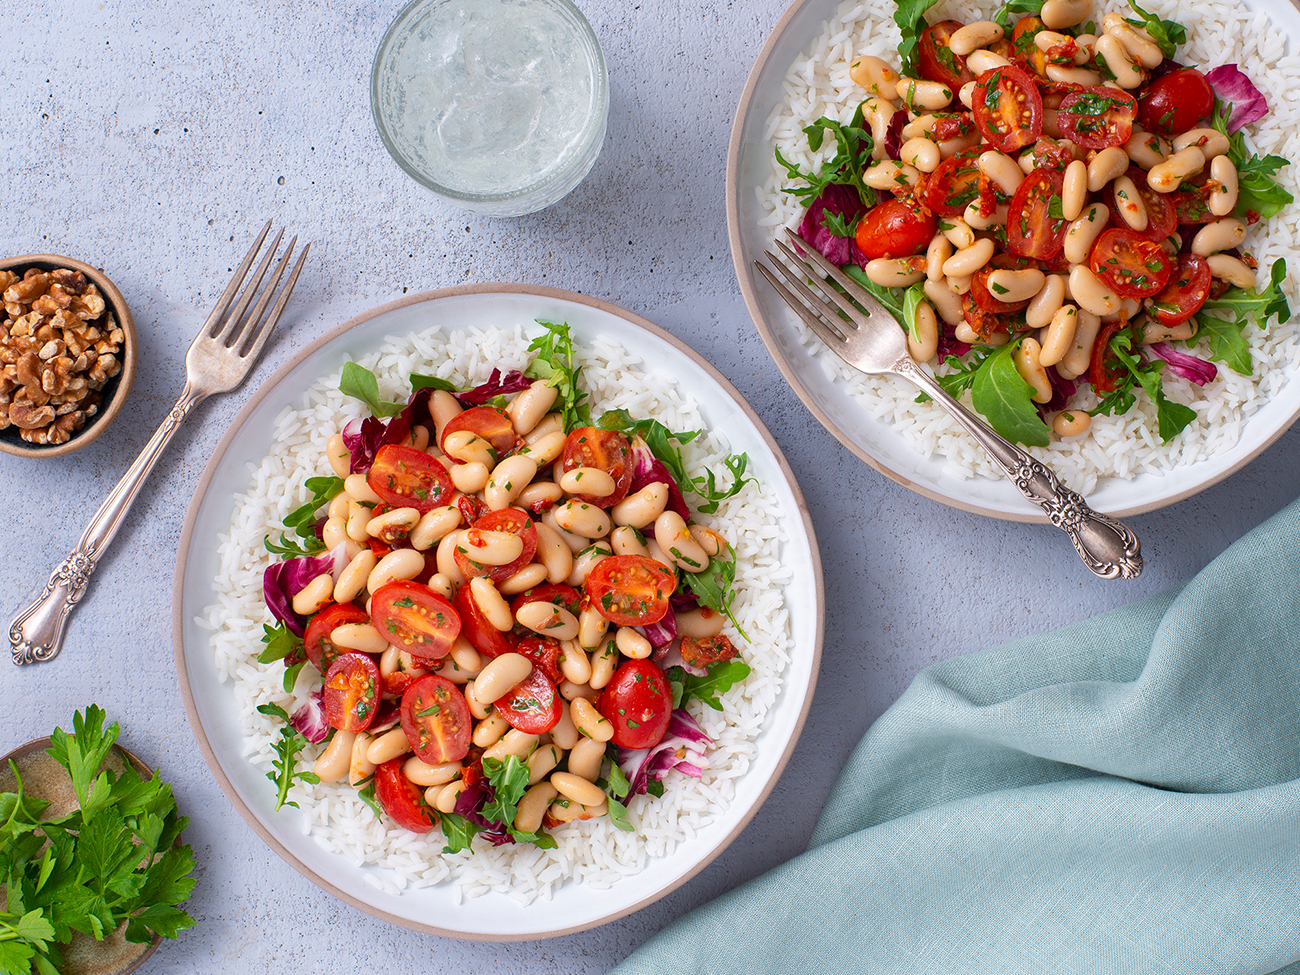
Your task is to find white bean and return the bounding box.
[553,500,612,539]
[344,502,369,544]
[676,607,726,639]
[518,430,566,467]
[460,528,525,566]
[864,256,926,287]
[1094,34,1141,89]
[551,771,607,807]
[895,77,952,111]
[432,781,466,814]
[1149,147,1206,193]
[409,505,462,551]
[612,482,668,529]
[978,151,1024,196]
[558,641,592,684]
[1190,218,1246,257]
[1124,129,1169,170]
[367,727,413,765]
[964,49,1010,74]
[864,160,920,190]
[469,577,514,632]
[941,238,995,278]
[429,391,462,444]
[499,562,548,595]
[849,54,900,98]
[527,745,563,785]
[1046,64,1101,86]
[1041,0,1092,31]
[1053,409,1092,437]
[549,701,581,750]
[565,736,608,782]
[1038,304,1079,368]
[1026,274,1066,330]
[588,637,618,690]
[899,137,941,173]
[508,381,558,436]
[1209,156,1239,217]
[1172,128,1230,160]
[443,430,496,466]
[514,783,558,834]
[1207,253,1256,289]
[349,732,376,786]
[610,525,650,558]
[474,653,533,703]
[654,510,710,573]
[949,20,1002,56]
[366,506,420,543]
[1013,338,1053,404]
[344,472,380,504]
[569,698,614,742]
[291,573,334,616]
[1142,318,1198,343]
[577,604,610,647]
[436,529,466,587]
[1111,175,1148,232]
[516,600,580,640]
[1102,12,1163,68]
[471,715,510,749]
[1063,204,1110,265]
[940,217,975,250]
[402,757,462,787]
[534,521,575,583]
[331,622,388,655]
[482,729,539,763]
[615,626,653,660]
[1068,264,1120,317]
[558,466,617,499]
[1058,309,1102,379]
[326,433,351,478]
[925,235,953,283]
[1061,160,1088,221]
[908,300,939,363]
[567,541,613,588]
[986,269,1046,304]
[924,278,963,325]
[334,549,378,604]
[367,548,426,592]
[1087,147,1129,192]
[449,462,490,494]
[484,455,539,510]
[313,730,356,783]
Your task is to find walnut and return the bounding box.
[50,268,87,295]
[9,399,55,430]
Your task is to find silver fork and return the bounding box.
[10,221,310,664]
[757,230,1142,580]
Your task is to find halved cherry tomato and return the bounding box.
[1089,322,1129,393]
[374,758,435,833]
[367,444,454,513]
[439,405,516,457]
[560,427,634,507]
[917,20,973,91]
[599,659,673,750]
[400,675,472,764]
[972,64,1042,153]
[303,602,369,674]
[1006,169,1067,260]
[510,583,583,620]
[922,148,983,218]
[679,633,739,669]
[960,293,1010,340]
[322,652,382,733]
[1089,228,1172,299]
[1026,135,1076,173]
[515,635,564,684]
[853,197,937,259]
[455,580,517,660]
[1009,15,1050,77]
[1171,185,1214,225]
[454,507,538,582]
[495,668,562,735]
[1138,67,1214,137]
[370,580,461,661]
[1057,87,1137,150]
[1147,254,1212,326]
[585,555,675,626]
[457,493,487,525]
[1105,167,1176,242]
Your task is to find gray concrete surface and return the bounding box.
[1,0,1297,971]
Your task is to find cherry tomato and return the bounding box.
[303,602,369,674]
[922,148,984,218]
[1105,167,1176,242]
[454,507,538,583]
[560,427,633,507]
[370,580,461,661]
[917,20,973,91]
[1147,254,1212,326]
[1138,67,1215,137]
[1026,135,1076,173]
[495,668,562,735]
[400,675,472,764]
[367,444,454,513]
[1171,185,1214,225]
[960,293,1010,340]
[1089,322,1129,393]
[515,635,564,684]
[373,758,435,833]
[599,659,673,750]
[1089,228,1172,299]
[322,652,382,733]
[439,405,516,458]
[853,197,937,258]
[455,579,517,660]
[457,493,487,525]
[1009,15,1050,77]
[972,64,1042,153]
[679,633,739,669]
[510,582,583,620]
[1006,169,1068,260]
[1057,87,1137,150]
[585,555,675,626]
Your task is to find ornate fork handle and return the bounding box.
[899,358,1142,580]
[10,384,205,665]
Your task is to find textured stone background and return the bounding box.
[1,0,1297,971]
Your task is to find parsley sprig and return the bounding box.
[525,321,591,432]
[265,475,344,557]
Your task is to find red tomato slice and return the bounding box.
[457,493,487,525]
[454,580,517,660]
[679,633,739,669]
[585,555,675,626]
[1137,67,1214,137]
[1006,169,1068,260]
[1009,15,1050,78]
[494,668,562,735]
[960,293,1010,341]
[923,148,983,218]
[454,507,539,583]
[599,659,673,750]
[917,20,973,91]
[1057,87,1137,150]
[853,197,937,259]
[440,405,516,457]
[515,635,564,684]
[1105,167,1176,242]
[322,652,382,733]
[303,602,369,674]
[560,428,634,507]
[1171,185,1214,226]
[1089,228,1172,299]
[972,64,1043,153]
[367,444,454,513]
[1089,322,1128,393]
[373,758,435,833]
[511,582,583,620]
[400,675,472,764]
[1147,254,1212,326]
[370,580,461,660]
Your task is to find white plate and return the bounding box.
[726,0,1300,522]
[171,284,823,940]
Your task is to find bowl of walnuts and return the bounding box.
[0,254,137,457]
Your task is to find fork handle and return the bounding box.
[9,383,206,665]
[899,360,1142,580]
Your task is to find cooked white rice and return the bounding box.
[198,321,792,902]
[759,0,1300,494]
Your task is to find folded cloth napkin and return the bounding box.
[613,498,1300,975]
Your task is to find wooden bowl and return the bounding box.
[0,737,163,975]
[0,254,137,458]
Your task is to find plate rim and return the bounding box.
[170,281,825,940]
[725,0,1300,523]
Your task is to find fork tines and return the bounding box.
[756,229,879,348]
[206,220,310,360]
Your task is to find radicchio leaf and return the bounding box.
[936,325,971,361]
[618,709,712,797]
[1149,342,1218,385]
[627,439,690,522]
[262,546,350,636]
[883,108,907,161]
[640,605,677,652]
[459,369,531,405]
[453,778,514,846]
[290,691,330,743]
[1206,64,1269,133]
[1037,368,1078,420]
[342,388,436,472]
[797,184,867,268]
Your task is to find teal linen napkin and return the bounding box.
[613,498,1300,975]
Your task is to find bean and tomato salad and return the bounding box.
[781,0,1291,448]
[263,344,744,847]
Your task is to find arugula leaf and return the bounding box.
[993,0,1044,28]
[524,320,591,431]
[1109,334,1197,443]
[480,756,531,829]
[266,475,343,556]
[409,373,460,393]
[666,660,752,713]
[842,265,907,322]
[339,361,406,417]
[970,342,1052,447]
[820,209,857,238]
[256,704,320,809]
[439,812,480,854]
[356,778,383,819]
[1211,104,1294,219]
[604,794,634,832]
[681,543,748,641]
[1202,258,1291,330]
[1123,0,1186,58]
[646,778,665,798]
[282,661,308,694]
[256,622,303,665]
[1197,314,1253,375]
[901,281,928,344]
[928,348,995,402]
[691,453,756,515]
[779,105,877,206]
[895,0,941,75]
[597,410,700,486]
